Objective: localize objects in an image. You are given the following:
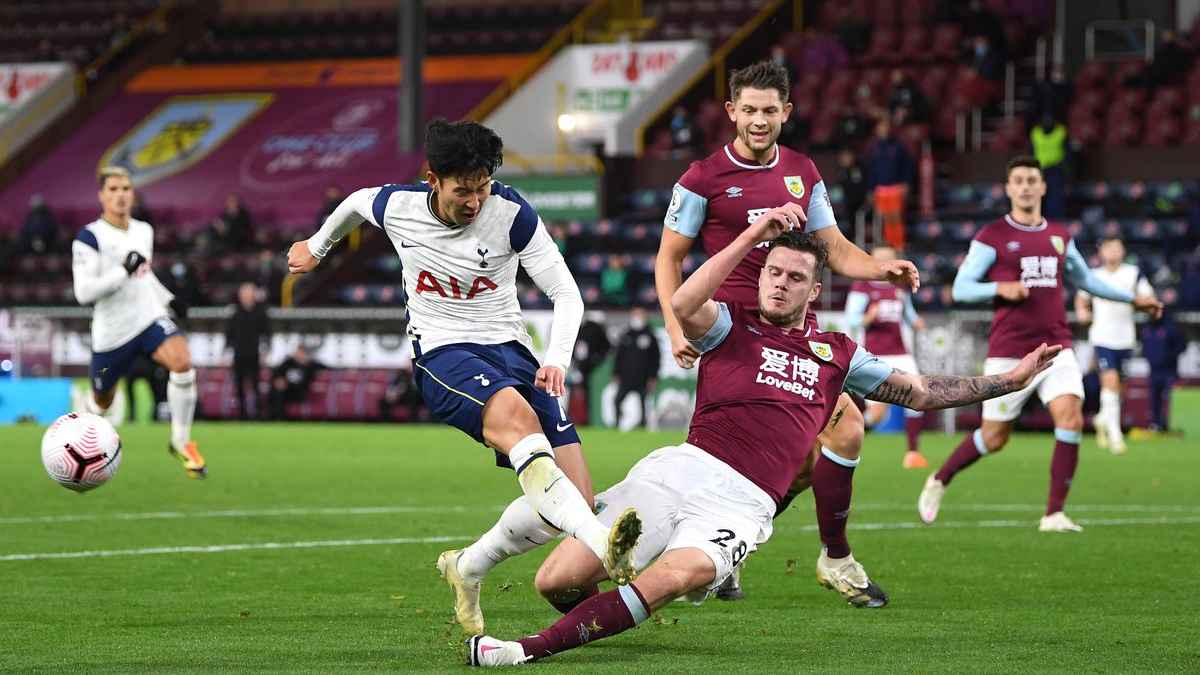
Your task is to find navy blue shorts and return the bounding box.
[413,340,580,468]
[90,317,180,394]
[1095,347,1132,374]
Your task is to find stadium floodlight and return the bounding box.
[557,113,578,133]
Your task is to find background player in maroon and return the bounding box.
[465,209,1061,668]
[845,245,929,469]
[655,60,920,606]
[919,157,1163,533]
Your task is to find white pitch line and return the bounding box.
[852,503,1200,514]
[0,535,474,562]
[2,502,1198,526]
[0,504,506,526]
[4,516,1200,563]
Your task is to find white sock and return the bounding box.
[508,433,609,562]
[1100,389,1122,440]
[458,496,560,581]
[167,369,197,450]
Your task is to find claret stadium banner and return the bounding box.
[0,56,527,229]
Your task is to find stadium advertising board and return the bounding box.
[500,174,600,221]
[0,62,77,165]
[0,58,508,227]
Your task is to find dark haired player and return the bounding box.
[466,211,1061,667]
[655,59,919,606]
[920,157,1162,533]
[287,119,641,633]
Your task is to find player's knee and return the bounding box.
[1058,410,1084,432]
[980,426,1010,452]
[534,560,571,598]
[827,415,864,461]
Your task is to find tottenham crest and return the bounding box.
[784,175,805,199]
[809,341,833,362]
[1050,235,1065,254]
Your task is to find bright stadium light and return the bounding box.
[557,113,577,133]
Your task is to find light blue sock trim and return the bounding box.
[820,445,860,468]
[1054,428,1082,444]
[617,584,649,624]
[972,429,989,455]
[903,407,924,419]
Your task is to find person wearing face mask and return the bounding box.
[611,307,661,430]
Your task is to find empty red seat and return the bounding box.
[861,27,897,65]
[897,27,932,63]
[931,24,962,61]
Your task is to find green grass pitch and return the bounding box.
[2,406,1199,673]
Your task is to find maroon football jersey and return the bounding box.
[848,280,909,356]
[975,216,1074,358]
[686,303,857,504]
[667,143,836,333]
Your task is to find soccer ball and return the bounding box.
[41,412,122,492]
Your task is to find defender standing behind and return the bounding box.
[287,120,640,635]
[655,61,920,607]
[1074,236,1155,453]
[919,157,1162,533]
[72,166,205,478]
[844,246,929,469]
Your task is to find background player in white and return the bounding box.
[1074,236,1155,453]
[72,167,205,478]
[286,120,640,635]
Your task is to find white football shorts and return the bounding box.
[595,443,775,595]
[981,348,1084,422]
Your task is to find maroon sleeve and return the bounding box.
[676,160,708,197]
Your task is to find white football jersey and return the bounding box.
[307,182,581,368]
[72,218,172,352]
[1082,263,1152,349]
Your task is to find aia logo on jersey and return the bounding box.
[414,271,497,299]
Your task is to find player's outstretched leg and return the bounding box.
[155,335,204,479]
[440,441,595,633]
[485,389,640,584]
[467,548,710,667]
[810,398,887,607]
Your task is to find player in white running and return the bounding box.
[1074,236,1155,454]
[286,120,641,635]
[71,167,205,478]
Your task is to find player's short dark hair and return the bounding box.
[1100,235,1124,245]
[425,119,504,180]
[729,60,790,103]
[1005,155,1042,179]
[767,230,828,277]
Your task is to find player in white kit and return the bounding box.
[1074,236,1155,453]
[71,166,205,478]
[286,120,640,635]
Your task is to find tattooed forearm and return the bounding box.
[868,379,915,406]
[867,371,1017,410]
[921,374,1015,409]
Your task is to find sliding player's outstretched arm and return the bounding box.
[865,343,1062,410]
[520,223,584,397]
[287,187,375,275]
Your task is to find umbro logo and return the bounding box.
[1006,241,1020,251]
[725,186,743,198]
[746,324,762,335]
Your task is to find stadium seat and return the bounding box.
[930,24,962,61]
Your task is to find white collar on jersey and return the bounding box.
[724,143,780,170]
[1004,214,1047,232]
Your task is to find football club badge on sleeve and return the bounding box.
[784,175,805,199]
[1050,235,1065,254]
[809,341,833,362]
